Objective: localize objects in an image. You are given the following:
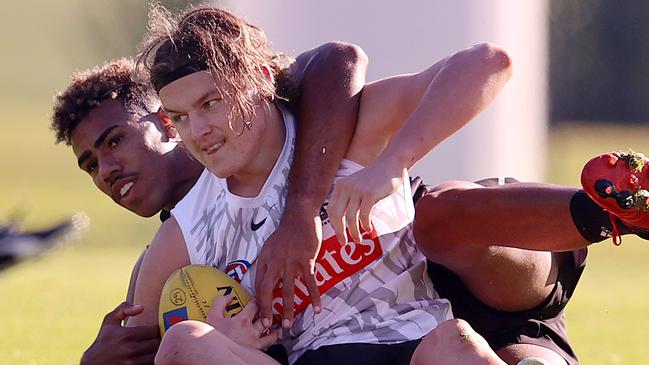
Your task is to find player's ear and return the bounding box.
[157,107,179,141]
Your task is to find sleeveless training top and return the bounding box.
[171,106,452,363]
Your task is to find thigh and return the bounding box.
[425,251,585,365]
[411,179,585,365]
[413,180,559,311]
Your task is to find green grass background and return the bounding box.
[1,117,648,364]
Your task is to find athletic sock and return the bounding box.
[570,190,630,243]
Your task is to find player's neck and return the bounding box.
[227,103,285,197]
[164,151,204,210]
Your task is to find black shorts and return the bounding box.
[294,340,421,365]
[266,344,289,365]
[427,253,585,365]
[414,179,586,365]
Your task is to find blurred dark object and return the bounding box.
[550,0,649,124]
[0,213,88,272]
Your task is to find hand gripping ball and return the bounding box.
[158,265,251,336]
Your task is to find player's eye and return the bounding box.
[85,160,98,175]
[171,114,188,124]
[108,135,123,148]
[204,98,221,110]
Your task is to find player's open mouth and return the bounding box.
[120,181,134,197]
[112,177,137,203]
[202,140,224,156]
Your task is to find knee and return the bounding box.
[413,194,466,263]
[411,319,495,365]
[434,318,484,345]
[155,321,209,365]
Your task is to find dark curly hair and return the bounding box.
[136,4,295,130]
[51,58,160,145]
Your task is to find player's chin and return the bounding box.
[124,201,160,218]
[208,164,236,179]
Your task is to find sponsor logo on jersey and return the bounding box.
[271,227,382,318]
[226,259,251,282]
[162,306,189,330]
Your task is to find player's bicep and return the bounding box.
[345,59,447,164]
[127,217,190,327]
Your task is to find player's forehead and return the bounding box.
[70,99,142,155]
[159,71,220,112]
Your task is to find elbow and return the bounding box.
[473,42,513,75]
[326,41,368,69]
[321,41,368,82]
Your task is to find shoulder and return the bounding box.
[172,168,224,224]
[147,217,188,263]
[139,218,190,297]
[128,217,190,327]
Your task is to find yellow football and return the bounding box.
[158,264,251,336]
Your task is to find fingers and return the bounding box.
[208,294,233,320]
[121,303,144,318]
[256,263,279,328]
[127,336,161,356]
[345,194,362,243]
[359,200,374,234]
[104,302,131,324]
[303,269,321,314]
[239,298,258,319]
[253,317,267,335]
[329,186,349,245]
[280,275,296,329]
[258,329,279,350]
[126,325,161,340]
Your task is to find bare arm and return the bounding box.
[127,218,190,328]
[125,249,147,305]
[329,43,513,243]
[255,42,367,328]
[289,42,368,209]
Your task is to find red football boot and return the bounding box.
[581,150,649,244]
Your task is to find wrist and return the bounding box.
[375,152,410,176]
[284,195,323,218]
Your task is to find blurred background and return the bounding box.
[1,0,648,364]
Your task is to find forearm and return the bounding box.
[287,42,367,215]
[380,43,512,170]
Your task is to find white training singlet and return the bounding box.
[171,106,452,364]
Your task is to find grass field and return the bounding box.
[1,116,648,364]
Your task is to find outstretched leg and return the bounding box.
[413,178,597,364]
[414,179,586,311]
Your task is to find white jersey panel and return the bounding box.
[172,107,452,364]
